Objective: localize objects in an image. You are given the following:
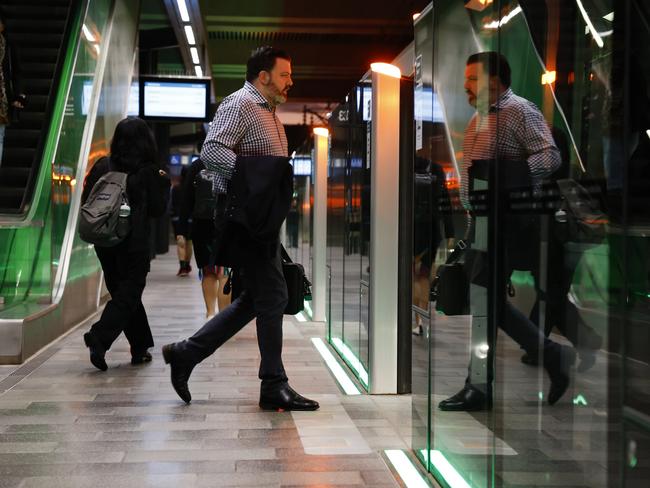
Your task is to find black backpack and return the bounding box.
[79,163,131,247]
[193,168,219,220]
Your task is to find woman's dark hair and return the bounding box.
[110,117,159,172]
[466,51,511,88]
[245,46,291,82]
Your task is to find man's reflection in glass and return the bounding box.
[438,52,576,411]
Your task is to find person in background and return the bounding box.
[0,14,25,165]
[81,117,170,371]
[179,156,230,319]
[170,165,193,276]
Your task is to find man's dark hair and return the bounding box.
[246,46,291,82]
[466,51,511,87]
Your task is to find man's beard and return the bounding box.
[273,92,288,105]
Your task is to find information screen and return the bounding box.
[142,78,209,120]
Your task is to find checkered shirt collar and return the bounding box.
[243,81,274,111]
[488,87,514,113]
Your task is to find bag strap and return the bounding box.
[280,244,293,263]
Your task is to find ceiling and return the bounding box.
[199,0,429,108]
[139,0,430,150]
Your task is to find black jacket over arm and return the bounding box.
[216,155,292,267]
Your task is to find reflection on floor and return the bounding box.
[0,248,413,488]
[415,312,611,488]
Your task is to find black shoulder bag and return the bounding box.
[222,244,312,315]
[430,221,472,316]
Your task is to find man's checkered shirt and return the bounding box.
[460,88,560,209]
[200,81,288,193]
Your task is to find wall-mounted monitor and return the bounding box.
[140,76,211,122]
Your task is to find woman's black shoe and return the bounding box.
[131,349,153,365]
[259,384,319,411]
[83,332,107,371]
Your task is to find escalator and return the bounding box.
[0,0,142,364]
[0,0,74,213]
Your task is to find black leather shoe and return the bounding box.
[546,345,576,405]
[438,385,491,411]
[259,384,319,411]
[520,351,540,366]
[83,332,107,371]
[162,343,194,404]
[131,349,153,365]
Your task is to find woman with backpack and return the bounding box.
[80,117,170,371]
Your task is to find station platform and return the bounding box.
[0,249,416,488]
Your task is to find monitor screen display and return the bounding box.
[81,81,139,116]
[141,77,210,121]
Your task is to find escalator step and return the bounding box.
[1,148,36,167]
[18,48,60,64]
[7,19,66,34]
[20,79,53,96]
[11,113,44,131]
[21,63,57,77]
[19,95,48,112]
[0,168,30,187]
[0,0,70,6]
[0,187,26,211]
[4,129,40,148]
[0,5,69,20]
[8,33,63,48]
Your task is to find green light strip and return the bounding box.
[385,450,430,488]
[420,450,471,488]
[331,337,369,387]
[311,338,360,395]
[303,300,313,319]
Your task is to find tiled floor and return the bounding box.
[0,249,416,488]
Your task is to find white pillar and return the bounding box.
[312,128,329,322]
[368,63,401,394]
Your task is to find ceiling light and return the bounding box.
[370,63,401,79]
[194,65,203,77]
[176,0,190,22]
[541,70,557,85]
[190,47,199,64]
[184,25,196,45]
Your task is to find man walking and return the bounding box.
[162,46,319,411]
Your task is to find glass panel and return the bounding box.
[425,1,499,486]
[622,1,650,487]
[327,84,370,388]
[343,82,366,375]
[327,100,348,346]
[287,139,312,276]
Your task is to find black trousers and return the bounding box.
[463,248,560,394]
[177,241,289,386]
[90,245,154,352]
